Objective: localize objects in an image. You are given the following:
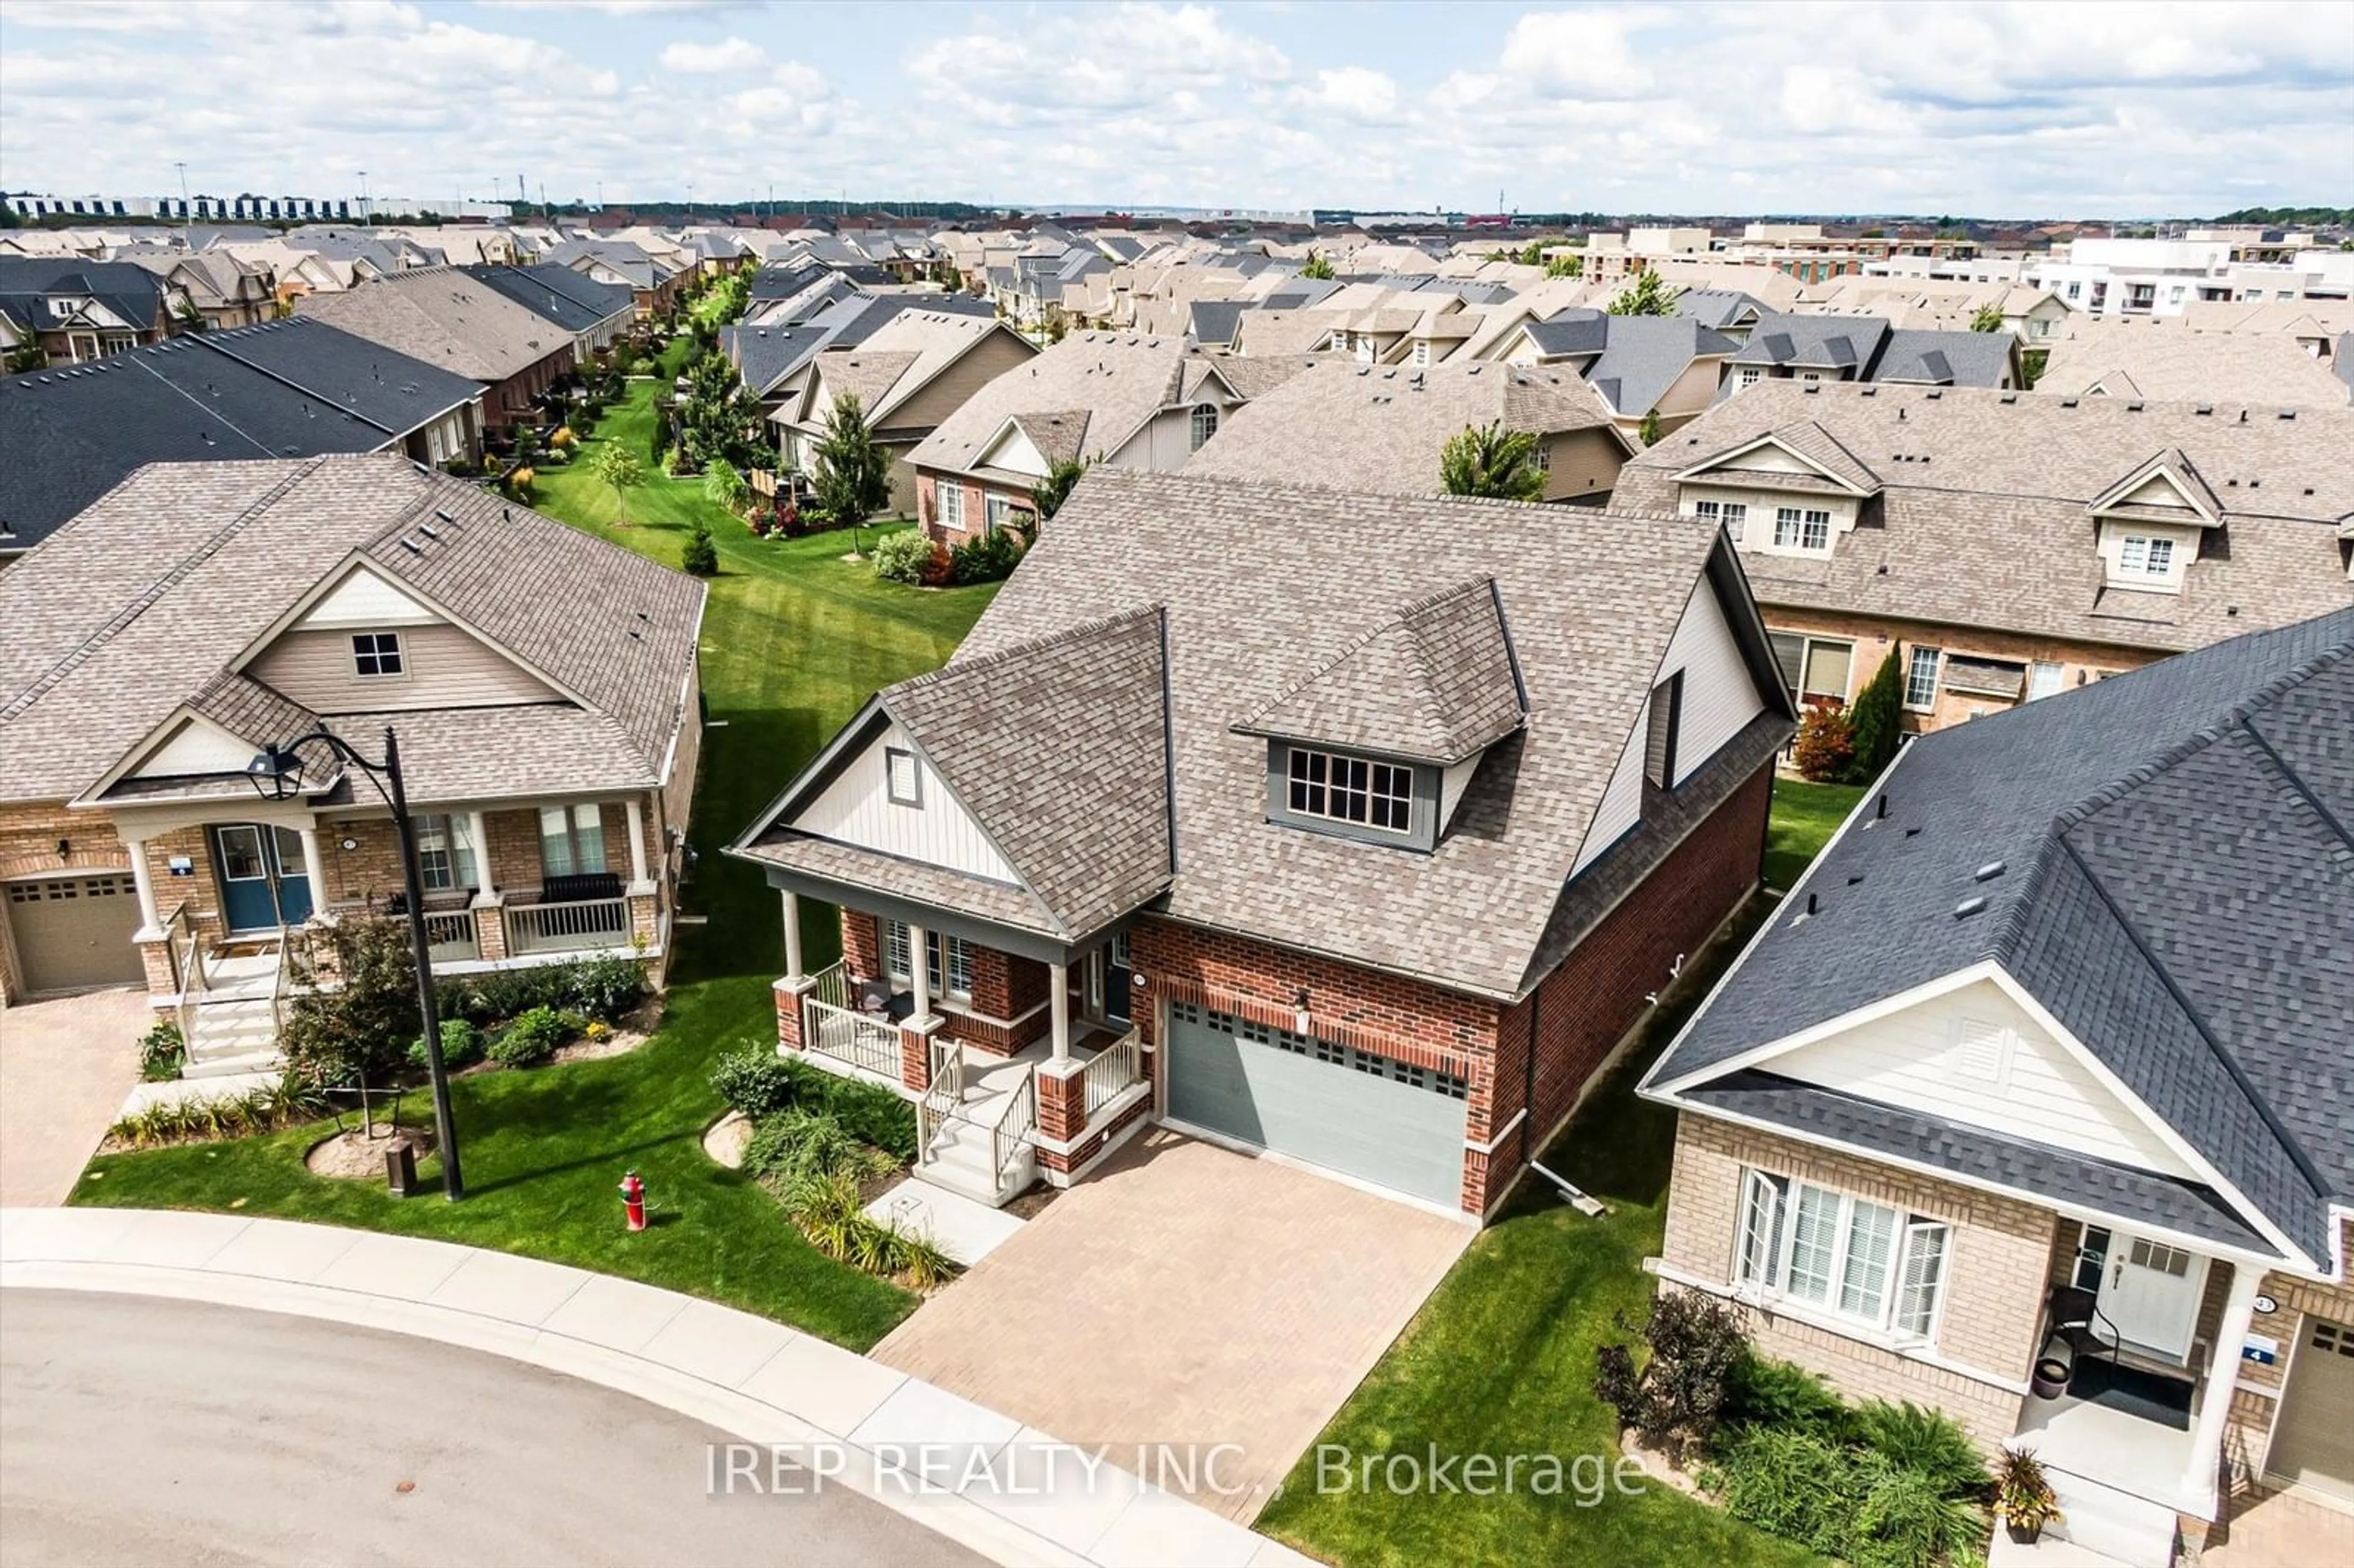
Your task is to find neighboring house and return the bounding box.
[543,240,686,319]
[1674,288,1773,343]
[1639,609,2354,1562]
[0,257,178,363]
[1720,312,2020,396]
[727,290,994,429]
[729,470,1796,1213]
[0,318,484,563]
[128,252,276,331]
[767,309,1037,514]
[0,455,706,1030]
[1610,381,2354,734]
[1482,308,1743,437]
[1184,359,1633,501]
[903,332,1292,544]
[296,268,579,428]
[2034,321,2354,409]
[458,264,638,359]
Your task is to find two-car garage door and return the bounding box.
[4,875,146,994]
[1164,999,1469,1209]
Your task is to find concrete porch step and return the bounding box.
[2040,1468,2181,1568]
[182,1048,283,1080]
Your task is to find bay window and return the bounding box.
[1735,1170,1951,1341]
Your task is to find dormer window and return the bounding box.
[351,631,404,677]
[2117,534,2174,579]
[1773,507,1832,553]
[1287,747,1413,834]
[1189,403,1219,451]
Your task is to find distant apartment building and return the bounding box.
[4,192,511,223]
[2026,238,2353,319]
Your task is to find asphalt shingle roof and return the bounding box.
[458,264,636,335]
[1651,609,2354,1263]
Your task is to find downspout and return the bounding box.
[1518,982,1541,1170]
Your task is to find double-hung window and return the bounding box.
[936,482,965,531]
[1904,645,1943,711]
[882,919,973,1001]
[985,494,1013,535]
[414,813,481,892]
[1287,747,1414,834]
[1189,402,1221,451]
[352,631,404,677]
[538,804,607,878]
[1693,499,1748,542]
[2117,534,2174,580]
[1772,507,1832,552]
[1735,1171,1951,1340]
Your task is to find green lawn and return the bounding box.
[1255,784,1857,1568]
[72,373,1000,1350]
[1763,777,1865,892]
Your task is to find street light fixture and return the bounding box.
[248,725,463,1200]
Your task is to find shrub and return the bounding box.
[506,466,536,500]
[1791,702,1856,782]
[1713,1425,1853,1556]
[710,1045,800,1119]
[1855,1401,1989,1501]
[104,1076,326,1149]
[445,957,642,1027]
[742,1107,895,1188]
[776,1168,958,1287]
[549,426,576,449]
[1591,1289,1749,1465]
[781,1056,918,1162]
[490,1006,572,1067]
[138,1019,185,1083]
[871,528,934,584]
[682,518,719,575]
[1846,650,1906,784]
[562,955,647,1023]
[917,541,954,587]
[1724,1352,1854,1443]
[280,916,419,1097]
[406,1017,485,1073]
[948,527,1023,585]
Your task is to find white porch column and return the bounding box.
[908,923,932,1022]
[623,797,650,892]
[2181,1263,2264,1506]
[467,809,496,901]
[123,837,161,935]
[779,890,804,984]
[1049,961,1071,1063]
[296,825,324,914]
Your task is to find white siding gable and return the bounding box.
[295,566,443,631]
[1574,715,1645,873]
[2116,473,2201,513]
[1716,441,1821,477]
[791,720,1021,885]
[1659,576,1766,786]
[131,715,261,778]
[974,422,1051,479]
[1771,978,2198,1178]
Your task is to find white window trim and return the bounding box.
[935,481,965,531]
[884,746,922,809]
[883,919,973,1002]
[1904,645,1943,712]
[983,493,1013,534]
[537,803,608,879]
[414,813,482,893]
[1734,1169,1951,1346]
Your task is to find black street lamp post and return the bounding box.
[248,726,463,1200]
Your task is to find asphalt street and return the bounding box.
[0,1288,987,1567]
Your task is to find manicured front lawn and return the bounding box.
[1764,777,1864,892]
[70,377,1000,1350]
[1255,783,1859,1567]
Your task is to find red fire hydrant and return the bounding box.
[620,1170,647,1232]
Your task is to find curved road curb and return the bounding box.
[1,1208,1319,1568]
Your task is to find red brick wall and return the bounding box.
[1495,761,1773,1178]
[840,907,882,983]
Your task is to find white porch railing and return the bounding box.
[800,959,901,1078]
[1081,1027,1143,1117]
[506,897,630,956]
[422,907,481,964]
[994,1065,1037,1184]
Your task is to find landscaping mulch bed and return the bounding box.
[305,1122,436,1181]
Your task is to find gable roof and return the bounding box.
[905,331,1200,479]
[2036,321,2354,409]
[0,321,480,555]
[294,267,571,381]
[746,470,1787,997]
[0,257,167,335]
[0,455,704,807]
[1616,381,2354,657]
[1647,609,2354,1266]
[457,263,636,334]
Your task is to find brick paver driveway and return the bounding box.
[872,1127,1472,1523]
[0,988,145,1205]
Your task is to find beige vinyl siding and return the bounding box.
[246,625,560,714]
[1651,357,1732,430]
[1770,978,2199,1177]
[1542,427,1629,501]
[1656,574,1767,785]
[880,329,1038,435]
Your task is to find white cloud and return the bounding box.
[1295,66,1399,120]
[658,35,766,73]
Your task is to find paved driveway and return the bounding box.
[872,1128,1473,1523]
[0,988,145,1206]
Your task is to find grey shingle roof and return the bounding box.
[1618,381,2354,657]
[458,264,635,335]
[929,471,1782,997]
[1650,609,2354,1264]
[0,455,703,809]
[1238,577,1524,764]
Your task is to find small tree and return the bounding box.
[1969,302,2006,333]
[1028,455,1089,531]
[1440,420,1547,503]
[650,406,671,465]
[1300,251,1335,281]
[1844,650,1905,783]
[1545,252,1583,280]
[809,393,891,553]
[4,341,46,374]
[702,458,746,514]
[590,441,644,525]
[1791,702,1856,782]
[1592,1290,1750,1466]
[681,517,719,576]
[279,916,419,1138]
[1637,408,1663,447]
[1606,270,1681,317]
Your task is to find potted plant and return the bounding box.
[1997,1447,2061,1545]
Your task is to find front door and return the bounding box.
[1103,933,1132,1026]
[2095,1232,2208,1361]
[211,825,312,932]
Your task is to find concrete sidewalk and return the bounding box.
[0,1208,1321,1568]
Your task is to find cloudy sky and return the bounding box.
[2,0,2348,217]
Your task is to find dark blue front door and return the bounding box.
[212,825,311,931]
